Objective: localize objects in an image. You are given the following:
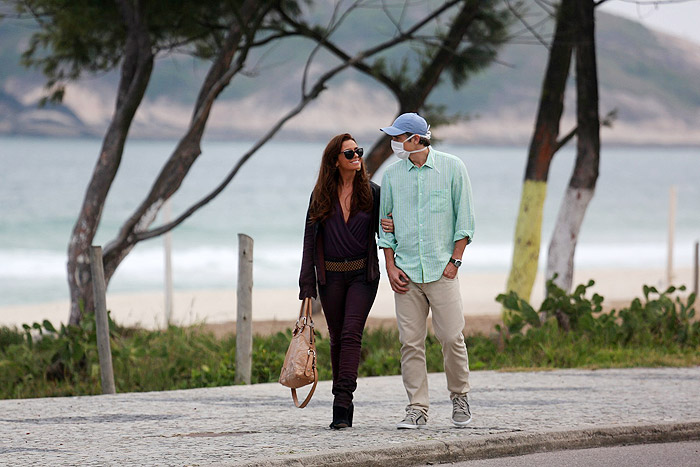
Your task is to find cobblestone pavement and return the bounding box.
[1,367,699,466]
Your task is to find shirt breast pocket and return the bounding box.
[429,189,449,213]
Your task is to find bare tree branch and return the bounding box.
[614,0,695,4]
[534,0,557,17]
[137,0,462,240]
[506,0,550,48]
[554,109,618,153]
[103,0,265,271]
[277,7,403,96]
[301,0,366,95]
[554,126,577,153]
[601,108,617,127]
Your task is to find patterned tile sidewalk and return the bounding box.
[1,367,699,466]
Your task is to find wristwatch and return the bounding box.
[449,257,462,268]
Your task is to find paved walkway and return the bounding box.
[1,367,699,466]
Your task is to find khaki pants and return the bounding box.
[394,275,470,414]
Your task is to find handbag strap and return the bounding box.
[296,298,315,345]
[291,366,318,408]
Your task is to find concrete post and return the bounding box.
[90,246,116,395]
[235,234,253,384]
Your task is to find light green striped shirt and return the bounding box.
[378,147,475,284]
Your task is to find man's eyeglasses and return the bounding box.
[342,147,364,160]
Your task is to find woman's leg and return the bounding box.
[317,271,347,398]
[332,272,379,408]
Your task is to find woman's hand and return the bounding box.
[381,213,394,233]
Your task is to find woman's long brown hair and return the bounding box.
[308,133,372,223]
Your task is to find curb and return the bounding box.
[248,421,700,466]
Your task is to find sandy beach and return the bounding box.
[0,267,694,333]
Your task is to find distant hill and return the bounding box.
[1,10,699,145]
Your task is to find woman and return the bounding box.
[299,133,389,429]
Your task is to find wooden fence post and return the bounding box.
[694,241,699,297]
[666,186,676,287]
[235,234,253,384]
[90,246,117,395]
[163,199,173,327]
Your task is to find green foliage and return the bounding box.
[1,281,697,399]
[618,285,698,347]
[0,325,24,350]
[495,279,699,369]
[440,0,513,90]
[12,0,292,102]
[1,314,102,398]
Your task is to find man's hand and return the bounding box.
[387,264,410,294]
[442,262,458,279]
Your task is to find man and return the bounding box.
[377,112,475,429]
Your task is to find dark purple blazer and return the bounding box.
[298,181,381,299]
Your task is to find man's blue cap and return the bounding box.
[380,112,430,137]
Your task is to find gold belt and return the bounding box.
[325,257,367,272]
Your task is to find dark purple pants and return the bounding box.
[318,269,379,408]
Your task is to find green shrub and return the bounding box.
[495,278,699,368]
[1,281,697,400]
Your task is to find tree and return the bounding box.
[10,0,305,324]
[504,0,576,303]
[545,0,600,297]
[282,0,512,176]
[505,0,612,319]
[28,0,275,325]
[361,0,512,176]
[11,0,473,325]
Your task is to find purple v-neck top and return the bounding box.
[322,199,371,259]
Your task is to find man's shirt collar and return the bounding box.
[406,148,438,172]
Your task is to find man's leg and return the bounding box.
[394,279,431,415]
[423,276,470,396]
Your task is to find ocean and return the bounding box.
[0,136,698,307]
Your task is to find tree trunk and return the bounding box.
[100,0,262,285]
[546,187,595,290]
[546,0,600,292]
[66,1,468,325]
[67,0,154,325]
[365,137,393,177]
[504,0,575,303]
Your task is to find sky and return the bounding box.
[599,0,700,46]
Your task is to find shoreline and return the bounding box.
[0,267,694,331]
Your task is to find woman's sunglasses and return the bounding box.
[342,147,364,159]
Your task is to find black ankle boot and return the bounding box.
[348,403,354,427]
[329,405,350,430]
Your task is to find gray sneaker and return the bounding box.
[451,394,472,427]
[396,408,427,429]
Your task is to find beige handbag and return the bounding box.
[279,297,318,408]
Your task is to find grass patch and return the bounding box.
[1,281,697,399]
